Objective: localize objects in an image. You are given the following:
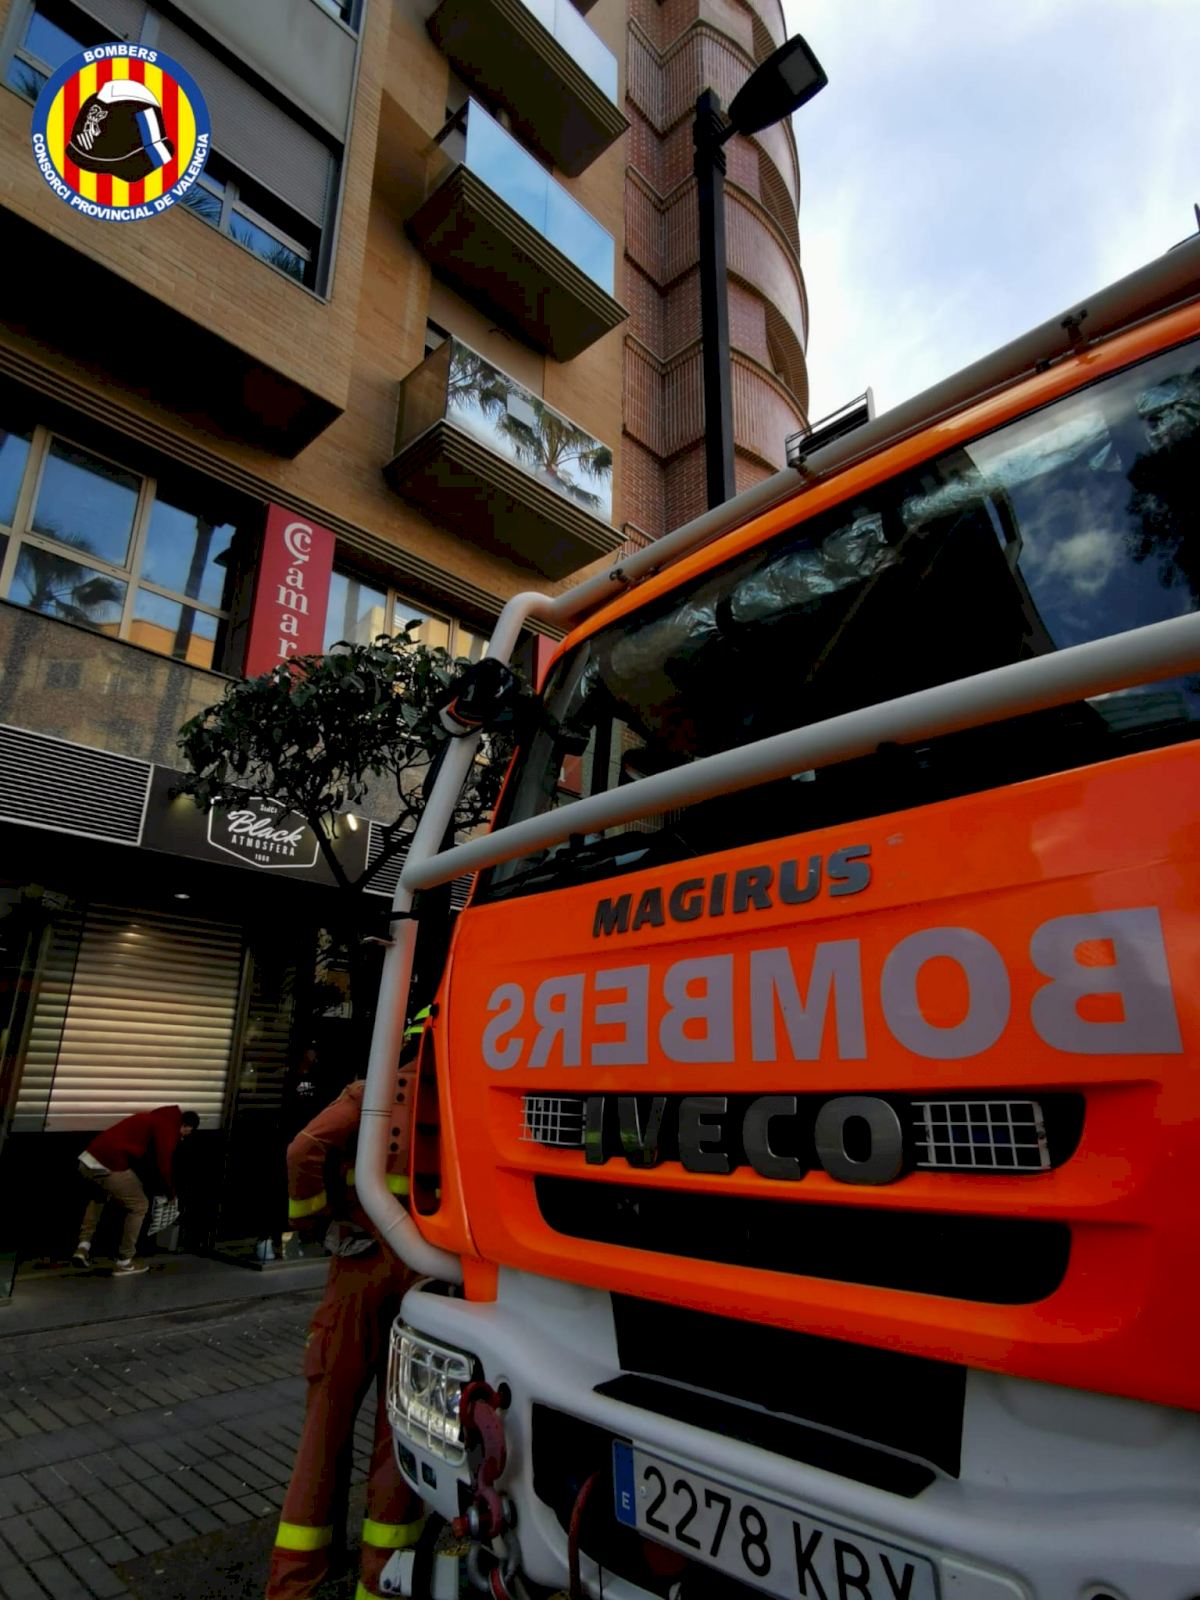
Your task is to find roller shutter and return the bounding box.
[75,0,148,40]
[155,14,336,224]
[14,903,243,1133]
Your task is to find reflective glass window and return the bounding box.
[454,625,488,664]
[5,58,46,96]
[0,428,32,527]
[394,596,451,652]
[181,182,224,228]
[0,421,239,670]
[141,496,235,608]
[467,105,548,236]
[324,571,389,650]
[23,3,87,71]
[131,589,220,668]
[229,212,307,283]
[13,547,126,634]
[32,440,139,568]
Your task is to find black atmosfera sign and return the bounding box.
[142,766,369,886]
[208,795,319,870]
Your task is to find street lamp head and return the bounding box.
[727,34,827,137]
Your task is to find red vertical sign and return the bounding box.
[243,505,335,678]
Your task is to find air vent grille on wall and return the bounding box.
[365,822,473,910]
[0,725,150,845]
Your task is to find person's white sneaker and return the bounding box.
[71,1243,92,1270]
[112,1258,148,1277]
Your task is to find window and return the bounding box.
[312,0,358,24]
[6,1,339,293]
[181,153,318,289]
[482,337,1200,900]
[323,569,488,662]
[4,0,101,99]
[0,420,240,670]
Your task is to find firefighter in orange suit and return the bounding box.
[266,1008,430,1600]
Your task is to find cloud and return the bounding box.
[1036,525,1124,597]
[783,0,1200,420]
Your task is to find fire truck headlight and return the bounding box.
[387,1322,476,1467]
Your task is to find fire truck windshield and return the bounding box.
[482,339,1200,901]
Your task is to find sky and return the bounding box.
[781,0,1200,421]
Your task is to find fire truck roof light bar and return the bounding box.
[402,610,1200,893]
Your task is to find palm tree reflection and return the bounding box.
[14,533,124,631]
[446,343,613,516]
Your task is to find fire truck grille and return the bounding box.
[912,1099,1050,1170]
[522,1092,1070,1171]
[521,1095,587,1147]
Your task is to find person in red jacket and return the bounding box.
[72,1105,198,1277]
[267,1014,428,1600]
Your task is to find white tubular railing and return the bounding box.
[356,590,562,1282]
[356,235,1200,1279]
[403,612,1200,891]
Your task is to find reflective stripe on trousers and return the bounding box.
[274,1522,333,1552]
[266,1251,422,1600]
[361,1516,425,1550]
[344,1169,409,1196]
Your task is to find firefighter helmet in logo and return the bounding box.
[67,79,174,184]
[30,44,210,221]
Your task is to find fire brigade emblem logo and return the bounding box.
[30,45,210,222]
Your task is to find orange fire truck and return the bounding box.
[357,234,1200,1599]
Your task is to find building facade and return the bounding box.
[622,0,807,540]
[0,0,806,1284]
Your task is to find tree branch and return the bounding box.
[310,815,352,893]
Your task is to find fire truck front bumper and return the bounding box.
[387,1269,1200,1600]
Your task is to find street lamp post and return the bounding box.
[693,35,828,510]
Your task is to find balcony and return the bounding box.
[407,101,626,362]
[428,0,627,176]
[384,337,621,579]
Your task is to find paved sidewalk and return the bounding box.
[0,1253,327,1338]
[0,1281,372,1600]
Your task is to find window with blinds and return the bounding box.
[154,15,336,228]
[75,0,146,35]
[14,903,244,1133]
[6,0,340,291]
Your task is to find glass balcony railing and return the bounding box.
[435,101,616,295]
[396,336,614,522]
[516,0,618,101]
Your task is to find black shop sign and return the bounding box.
[143,766,368,887]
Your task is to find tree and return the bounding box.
[176,628,522,1051]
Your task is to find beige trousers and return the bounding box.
[78,1165,148,1261]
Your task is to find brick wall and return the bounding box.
[623,0,808,537]
[0,0,628,622]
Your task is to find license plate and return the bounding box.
[613,1443,938,1600]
